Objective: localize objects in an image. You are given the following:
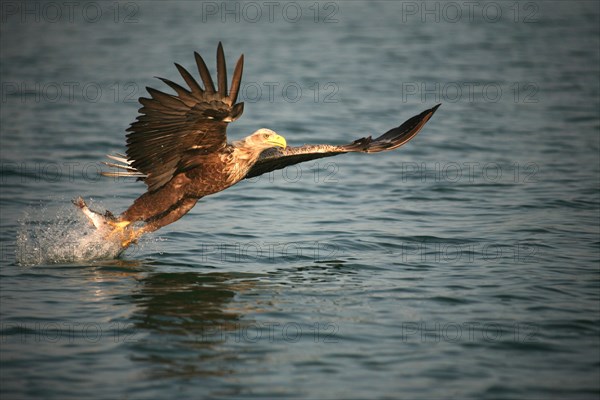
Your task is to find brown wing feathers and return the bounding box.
[124,43,244,192]
[216,43,227,97]
[244,104,440,180]
[229,54,243,104]
[359,103,440,153]
[195,51,216,94]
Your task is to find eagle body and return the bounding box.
[119,130,284,232]
[95,43,440,248]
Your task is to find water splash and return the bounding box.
[16,201,128,266]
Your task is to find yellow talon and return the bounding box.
[104,219,133,243]
[109,220,131,229]
[121,228,144,248]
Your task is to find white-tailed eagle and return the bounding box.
[75,43,440,248]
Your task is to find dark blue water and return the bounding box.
[1,1,599,399]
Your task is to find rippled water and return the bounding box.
[1,1,599,399]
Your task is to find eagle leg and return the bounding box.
[137,197,199,234]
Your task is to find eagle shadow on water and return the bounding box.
[75,43,440,250]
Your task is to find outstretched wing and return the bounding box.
[125,42,244,192]
[244,104,440,180]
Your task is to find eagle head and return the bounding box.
[246,128,287,150]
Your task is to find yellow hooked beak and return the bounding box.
[266,134,287,149]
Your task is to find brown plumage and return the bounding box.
[95,43,440,247]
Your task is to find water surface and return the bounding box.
[1,1,599,399]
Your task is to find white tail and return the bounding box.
[101,153,146,178]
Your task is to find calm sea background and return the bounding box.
[1,1,599,399]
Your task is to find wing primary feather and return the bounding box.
[174,63,204,94]
[195,51,216,93]
[364,103,441,152]
[146,87,186,110]
[216,42,227,97]
[157,77,197,106]
[229,54,244,103]
[157,77,190,95]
